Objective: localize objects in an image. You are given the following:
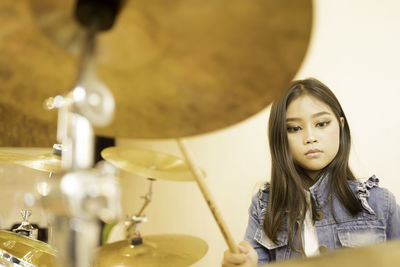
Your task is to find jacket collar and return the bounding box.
[309,172,331,208]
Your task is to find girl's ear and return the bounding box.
[340,117,345,128]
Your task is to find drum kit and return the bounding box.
[0,145,209,266]
[1,0,399,266]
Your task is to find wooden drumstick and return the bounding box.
[177,139,240,254]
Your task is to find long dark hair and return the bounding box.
[264,78,363,251]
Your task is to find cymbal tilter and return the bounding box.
[13,209,38,240]
[125,178,155,240]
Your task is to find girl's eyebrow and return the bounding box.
[286,111,332,122]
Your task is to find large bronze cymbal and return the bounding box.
[101,146,203,181]
[0,150,62,172]
[0,0,312,146]
[94,234,208,267]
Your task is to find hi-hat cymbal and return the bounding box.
[0,0,312,146]
[0,230,57,266]
[101,146,203,182]
[0,151,62,172]
[269,240,400,267]
[94,234,208,267]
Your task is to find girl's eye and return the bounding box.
[287,126,302,133]
[316,121,331,128]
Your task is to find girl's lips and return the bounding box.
[305,149,322,156]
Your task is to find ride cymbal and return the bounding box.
[94,234,208,267]
[101,146,203,181]
[0,0,312,146]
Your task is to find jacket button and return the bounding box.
[315,211,323,220]
[319,245,328,253]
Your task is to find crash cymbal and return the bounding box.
[94,234,208,267]
[0,0,312,146]
[269,240,400,267]
[101,146,203,181]
[0,151,62,172]
[0,230,57,266]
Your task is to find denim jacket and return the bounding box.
[244,175,400,265]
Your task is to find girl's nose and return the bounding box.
[304,127,318,144]
[305,135,318,144]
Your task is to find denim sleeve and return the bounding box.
[244,193,272,265]
[386,191,400,239]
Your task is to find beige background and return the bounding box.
[1,0,400,266]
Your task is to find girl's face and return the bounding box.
[286,94,342,179]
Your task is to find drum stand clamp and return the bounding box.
[40,23,121,267]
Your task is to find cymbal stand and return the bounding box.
[40,25,120,267]
[125,178,155,241]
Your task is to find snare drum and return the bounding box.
[0,230,56,267]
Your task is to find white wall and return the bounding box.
[0,0,399,266]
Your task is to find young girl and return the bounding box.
[222,78,400,266]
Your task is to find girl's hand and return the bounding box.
[221,240,258,267]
